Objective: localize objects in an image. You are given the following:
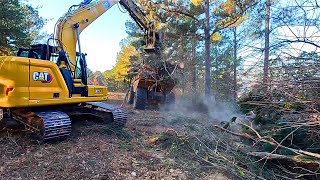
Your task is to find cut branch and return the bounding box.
[274,39,320,49]
[213,125,320,159]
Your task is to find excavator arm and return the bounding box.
[119,0,160,51]
[55,0,160,72]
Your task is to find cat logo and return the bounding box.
[103,0,111,10]
[33,72,53,83]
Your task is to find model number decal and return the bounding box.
[33,72,53,83]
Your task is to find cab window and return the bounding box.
[75,54,82,79]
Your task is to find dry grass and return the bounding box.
[2,95,319,179]
[0,98,229,180]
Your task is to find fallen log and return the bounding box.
[249,152,320,171]
[213,125,253,139]
[248,152,291,160]
[213,124,320,160]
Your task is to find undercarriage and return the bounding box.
[0,102,127,142]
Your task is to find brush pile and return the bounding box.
[150,98,320,179]
[232,54,320,179]
[127,53,181,84]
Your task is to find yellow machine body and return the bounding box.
[0,0,159,110]
[0,56,108,108]
[0,0,159,141]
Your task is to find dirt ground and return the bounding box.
[0,95,229,180]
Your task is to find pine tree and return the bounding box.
[0,0,46,55]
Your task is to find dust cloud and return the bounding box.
[159,95,251,133]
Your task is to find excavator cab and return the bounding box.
[17,44,56,60]
[17,44,90,97]
[75,52,88,85]
[49,51,89,97]
[17,44,87,82]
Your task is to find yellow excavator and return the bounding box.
[0,0,161,142]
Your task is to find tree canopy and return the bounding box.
[0,0,46,55]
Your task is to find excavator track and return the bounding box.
[86,102,128,127]
[10,103,126,142]
[36,111,72,142]
[12,110,72,142]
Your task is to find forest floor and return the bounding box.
[0,93,230,180]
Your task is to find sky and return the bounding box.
[30,0,130,72]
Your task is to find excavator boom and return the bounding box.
[119,0,150,30]
[119,0,160,52]
[55,0,160,72]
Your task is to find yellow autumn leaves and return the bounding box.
[191,0,249,41]
[211,32,222,41]
[215,13,249,28]
[215,0,249,28]
[191,0,203,6]
[105,45,138,81]
[0,47,14,56]
[220,0,236,14]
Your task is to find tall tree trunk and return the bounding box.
[191,33,197,103]
[263,0,271,89]
[233,27,237,101]
[180,33,186,93]
[204,0,211,97]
